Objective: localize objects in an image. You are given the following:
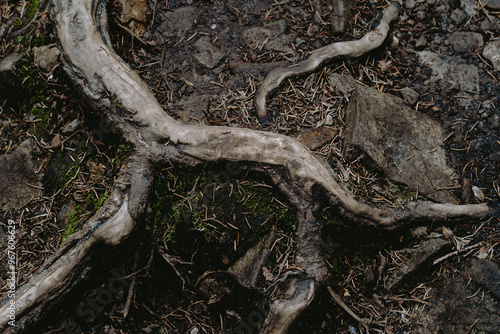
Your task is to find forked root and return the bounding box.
[255,1,401,120]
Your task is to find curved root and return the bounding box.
[255,2,401,119]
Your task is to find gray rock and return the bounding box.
[241,20,296,55]
[345,84,459,203]
[411,258,500,333]
[158,7,201,38]
[484,0,500,10]
[415,35,427,48]
[62,119,80,134]
[193,36,225,69]
[0,53,22,90]
[455,64,480,92]
[481,16,500,31]
[483,39,500,71]
[460,0,477,16]
[33,45,60,73]
[416,11,427,20]
[177,94,210,125]
[450,9,466,25]
[435,5,447,12]
[404,0,417,9]
[449,31,484,54]
[387,238,451,289]
[400,87,420,105]
[56,203,76,227]
[227,227,276,289]
[119,0,148,23]
[328,73,357,98]
[417,51,479,92]
[465,258,500,300]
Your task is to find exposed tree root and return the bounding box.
[1,0,497,332]
[0,155,152,331]
[260,279,316,334]
[255,1,401,120]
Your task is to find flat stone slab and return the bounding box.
[158,7,201,38]
[417,51,479,92]
[177,94,210,125]
[344,84,458,203]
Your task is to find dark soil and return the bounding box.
[0,0,499,333]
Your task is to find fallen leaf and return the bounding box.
[442,226,454,239]
[378,59,392,71]
[51,134,61,147]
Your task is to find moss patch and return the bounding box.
[61,191,109,244]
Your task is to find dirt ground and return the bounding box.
[0,0,499,333]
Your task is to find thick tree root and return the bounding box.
[255,2,401,120]
[49,0,492,229]
[1,0,496,332]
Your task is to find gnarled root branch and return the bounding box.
[2,0,496,332]
[0,155,152,332]
[255,1,401,120]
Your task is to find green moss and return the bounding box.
[26,0,42,22]
[61,204,82,244]
[14,42,57,138]
[111,144,132,165]
[95,191,109,209]
[60,191,109,244]
[382,179,422,205]
[13,0,41,28]
[325,215,347,227]
[18,56,46,98]
[28,104,53,137]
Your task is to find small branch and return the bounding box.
[433,241,486,265]
[328,286,370,331]
[115,21,156,46]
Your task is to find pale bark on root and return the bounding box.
[0,155,152,332]
[255,1,401,120]
[260,279,316,334]
[0,0,496,332]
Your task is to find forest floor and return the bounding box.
[0,0,499,333]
